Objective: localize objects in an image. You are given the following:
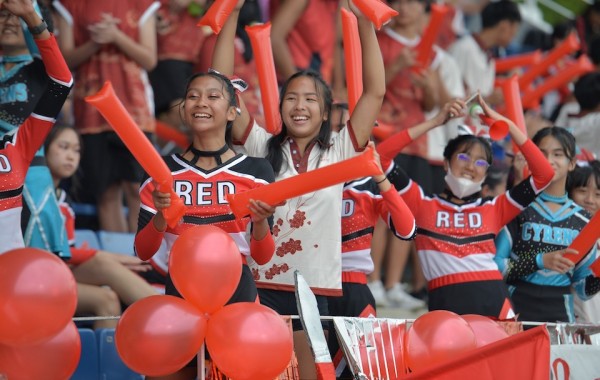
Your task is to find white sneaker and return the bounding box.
[367,280,390,307]
[386,283,426,310]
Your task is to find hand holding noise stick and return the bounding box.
[462,92,509,141]
[227,145,382,218]
[85,82,186,228]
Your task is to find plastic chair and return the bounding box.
[74,229,101,250]
[96,328,143,380]
[71,328,99,380]
[97,231,136,256]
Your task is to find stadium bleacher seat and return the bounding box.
[97,231,136,256]
[74,229,101,250]
[71,328,99,380]
[96,328,143,380]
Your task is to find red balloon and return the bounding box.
[169,226,243,313]
[206,303,293,380]
[461,314,509,348]
[115,295,208,376]
[0,321,81,380]
[0,248,77,346]
[405,310,477,372]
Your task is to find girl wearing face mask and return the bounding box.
[495,128,600,323]
[376,95,555,318]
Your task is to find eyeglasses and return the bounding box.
[456,153,490,169]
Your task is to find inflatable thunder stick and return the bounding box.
[521,55,594,109]
[518,33,580,90]
[494,50,542,73]
[563,211,600,265]
[469,104,509,141]
[227,146,382,218]
[85,82,185,228]
[500,75,527,154]
[197,0,238,34]
[352,0,398,30]
[413,4,449,70]
[341,8,362,115]
[246,23,282,135]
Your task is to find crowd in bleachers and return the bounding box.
[3,0,600,379]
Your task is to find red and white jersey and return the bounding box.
[398,178,548,290]
[341,177,416,274]
[0,35,73,254]
[136,153,274,265]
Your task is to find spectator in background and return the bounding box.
[449,0,521,106]
[150,0,208,134]
[576,0,600,56]
[269,0,339,84]
[558,72,600,160]
[45,125,158,329]
[53,0,159,232]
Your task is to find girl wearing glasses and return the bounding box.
[495,128,600,323]
[377,96,554,318]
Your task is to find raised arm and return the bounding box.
[270,0,308,82]
[7,0,74,159]
[346,0,385,147]
[371,145,416,240]
[479,95,554,192]
[209,0,252,143]
[376,99,465,165]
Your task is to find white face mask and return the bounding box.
[444,168,484,199]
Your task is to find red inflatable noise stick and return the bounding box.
[352,0,398,30]
[246,23,282,135]
[470,105,509,141]
[85,82,186,228]
[197,0,238,34]
[412,4,450,71]
[226,145,383,218]
[563,210,600,265]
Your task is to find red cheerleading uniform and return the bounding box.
[0,35,73,254]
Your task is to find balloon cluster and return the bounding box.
[405,311,509,373]
[114,226,293,379]
[0,248,79,379]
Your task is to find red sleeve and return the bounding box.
[36,34,73,84]
[135,221,165,261]
[18,34,73,163]
[250,233,275,265]
[376,130,412,168]
[379,186,416,239]
[518,139,554,192]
